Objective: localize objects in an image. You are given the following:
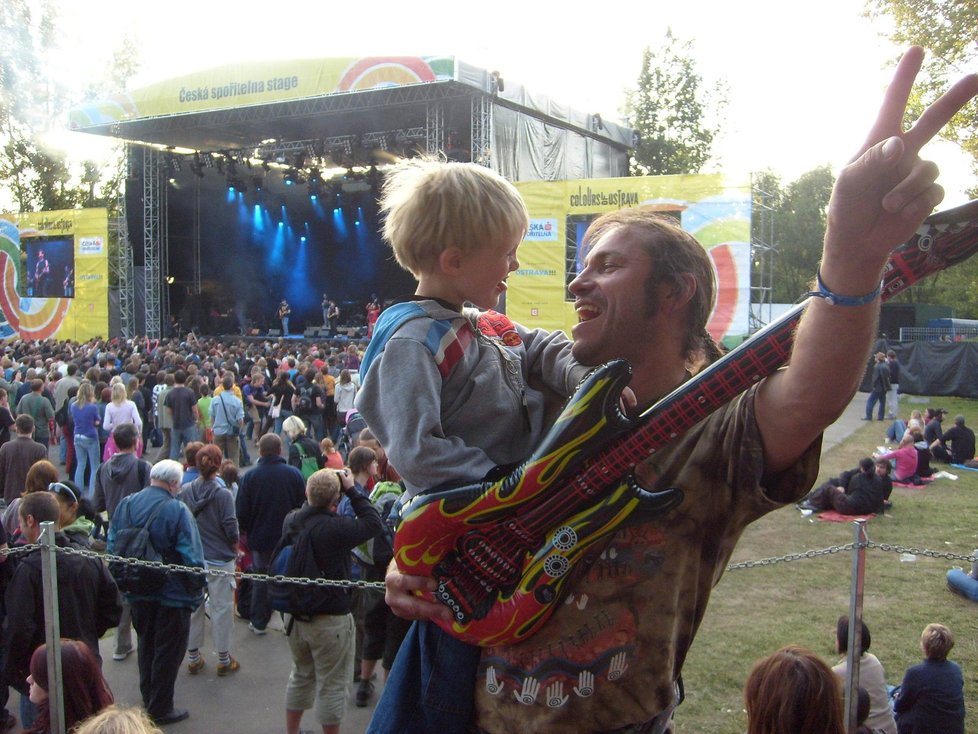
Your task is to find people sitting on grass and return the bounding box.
[798,457,892,515]
[893,623,965,734]
[935,414,978,468]
[875,434,925,485]
[831,616,897,734]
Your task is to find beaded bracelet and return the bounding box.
[805,269,882,307]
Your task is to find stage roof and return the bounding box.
[69,56,634,155]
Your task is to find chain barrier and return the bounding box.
[1,543,386,591]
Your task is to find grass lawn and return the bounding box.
[674,397,978,733]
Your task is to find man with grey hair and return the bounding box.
[108,459,205,726]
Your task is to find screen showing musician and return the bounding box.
[19,235,75,299]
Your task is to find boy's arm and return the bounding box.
[518,325,589,396]
[356,339,496,496]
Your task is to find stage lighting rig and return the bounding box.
[190,152,205,178]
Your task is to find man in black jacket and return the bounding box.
[4,492,121,729]
[281,467,382,734]
[799,457,893,515]
[236,433,306,634]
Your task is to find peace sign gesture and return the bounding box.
[822,47,978,290]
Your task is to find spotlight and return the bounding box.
[190,152,205,178]
[284,168,305,186]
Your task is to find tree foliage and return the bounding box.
[0,1,138,213]
[623,29,727,176]
[869,0,978,196]
[754,166,835,303]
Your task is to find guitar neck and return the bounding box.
[582,205,978,474]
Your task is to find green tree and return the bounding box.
[0,3,138,213]
[869,0,978,196]
[623,29,727,176]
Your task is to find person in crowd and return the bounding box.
[744,645,845,734]
[0,387,14,448]
[886,350,901,419]
[107,460,205,726]
[2,459,59,540]
[936,414,977,467]
[235,433,306,635]
[268,370,296,437]
[864,352,891,421]
[893,623,965,734]
[356,428,401,486]
[52,363,81,461]
[831,616,897,734]
[178,444,240,678]
[102,382,143,461]
[283,415,325,475]
[126,376,147,450]
[906,409,925,435]
[0,415,47,506]
[93,422,152,663]
[244,370,269,441]
[49,479,97,548]
[800,457,893,513]
[334,370,357,439]
[281,468,382,734]
[5,492,121,729]
[218,459,239,502]
[16,378,54,448]
[153,372,174,461]
[875,434,925,484]
[210,374,244,466]
[293,368,325,441]
[24,640,115,734]
[196,382,213,443]
[163,370,198,462]
[180,441,204,486]
[319,437,345,470]
[923,408,949,461]
[376,50,978,733]
[74,705,162,734]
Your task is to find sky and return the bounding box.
[35,0,977,207]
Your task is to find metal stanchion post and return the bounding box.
[844,519,867,734]
[39,520,65,734]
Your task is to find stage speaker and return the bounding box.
[303,327,318,337]
[267,329,281,337]
[317,329,330,338]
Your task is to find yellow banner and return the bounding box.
[0,209,110,342]
[511,175,752,343]
[69,56,457,128]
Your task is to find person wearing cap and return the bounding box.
[937,415,977,467]
[863,352,890,421]
[924,408,949,461]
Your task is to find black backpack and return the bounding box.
[108,499,169,596]
[269,515,335,620]
[297,385,314,414]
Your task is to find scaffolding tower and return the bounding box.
[749,173,776,334]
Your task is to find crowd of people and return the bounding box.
[0,332,416,732]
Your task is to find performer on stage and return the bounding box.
[365,294,381,338]
[62,265,73,298]
[327,299,340,336]
[321,293,330,329]
[277,299,291,336]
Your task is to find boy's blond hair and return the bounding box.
[306,469,342,508]
[920,622,954,660]
[73,704,162,734]
[379,159,529,277]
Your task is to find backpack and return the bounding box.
[54,400,70,427]
[297,385,314,414]
[269,515,333,619]
[352,481,403,568]
[294,441,320,483]
[108,498,169,596]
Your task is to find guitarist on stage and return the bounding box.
[379,49,978,734]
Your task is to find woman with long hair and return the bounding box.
[334,370,357,433]
[102,382,143,461]
[25,639,114,734]
[744,645,845,734]
[177,444,240,677]
[71,382,102,498]
[268,371,295,436]
[74,705,161,734]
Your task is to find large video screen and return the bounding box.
[19,234,75,298]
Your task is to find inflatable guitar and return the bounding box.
[395,201,978,646]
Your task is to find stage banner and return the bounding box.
[69,56,457,128]
[510,175,752,345]
[0,208,110,342]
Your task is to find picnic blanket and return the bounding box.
[950,463,978,473]
[893,478,932,488]
[816,510,877,523]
